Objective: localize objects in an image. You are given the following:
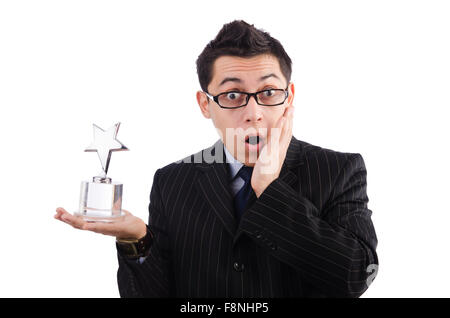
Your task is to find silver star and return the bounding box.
[85,123,128,177]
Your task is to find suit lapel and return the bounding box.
[195,140,237,237]
[278,137,303,186]
[275,135,304,187]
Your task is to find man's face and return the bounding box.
[197,54,295,166]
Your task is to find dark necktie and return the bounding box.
[233,166,254,221]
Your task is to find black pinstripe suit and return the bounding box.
[117,136,378,297]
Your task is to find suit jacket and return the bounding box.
[117,136,378,297]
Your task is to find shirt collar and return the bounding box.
[223,144,243,180]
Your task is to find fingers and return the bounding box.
[284,105,295,117]
[263,106,293,156]
[55,206,119,234]
[55,207,86,230]
[275,106,294,135]
[273,106,294,145]
[54,207,139,238]
[54,207,65,220]
[280,106,294,145]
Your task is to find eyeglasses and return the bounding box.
[204,87,289,109]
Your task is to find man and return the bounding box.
[55,20,378,297]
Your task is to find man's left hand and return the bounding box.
[251,105,294,198]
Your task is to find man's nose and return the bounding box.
[243,95,263,123]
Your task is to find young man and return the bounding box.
[55,20,378,297]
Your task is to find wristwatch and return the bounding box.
[116,225,153,259]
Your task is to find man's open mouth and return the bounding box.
[245,135,261,145]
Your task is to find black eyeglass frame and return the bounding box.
[204,86,290,109]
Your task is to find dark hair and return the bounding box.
[196,20,292,93]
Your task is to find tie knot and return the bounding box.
[237,166,253,183]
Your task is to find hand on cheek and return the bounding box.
[251,105,294,198]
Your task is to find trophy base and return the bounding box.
[78,178,124,223]
[75,209,125,223]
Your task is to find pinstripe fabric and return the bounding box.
[117,136,378,297]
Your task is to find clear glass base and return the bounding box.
[75,208,125,223]
[78,179,124,223]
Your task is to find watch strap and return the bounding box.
[116,225,153,259]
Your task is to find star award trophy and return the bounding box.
[75,122,129,222]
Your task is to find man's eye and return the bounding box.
[263,90,275,97]
[226,92,240,100]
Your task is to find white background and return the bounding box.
[0,0,449,297]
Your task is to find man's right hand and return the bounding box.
[54,207,147,240]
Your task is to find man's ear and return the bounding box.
[287,82,295,106]
[196,91,211,119]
